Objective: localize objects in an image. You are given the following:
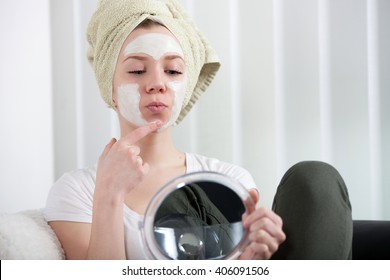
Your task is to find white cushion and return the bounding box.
[0,209,64,259]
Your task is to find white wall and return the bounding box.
[0,0,53,212]
[1,0,389,220]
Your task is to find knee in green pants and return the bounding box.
[271,161,353,259]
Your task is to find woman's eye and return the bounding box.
[165,70,183,75]
[128,70,145,75]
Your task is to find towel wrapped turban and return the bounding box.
[87,0,220,124]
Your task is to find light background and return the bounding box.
[0,0,389,220]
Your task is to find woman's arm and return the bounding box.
[49,188,127,259]
[87,189,127,259]
[49,221,91,260]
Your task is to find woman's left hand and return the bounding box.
[239,190,286,260]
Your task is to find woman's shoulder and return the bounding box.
[186,152,248,173]
[44,165,97,222]
[48,165,97,198]
[62,165,97,181]
[56,165,96,186]
[186,153,256,189]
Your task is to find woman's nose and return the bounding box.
[145,70,166,94]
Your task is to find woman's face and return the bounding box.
[113,25,187,130]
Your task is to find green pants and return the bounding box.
[271,161,353,259]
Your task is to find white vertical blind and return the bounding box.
[273,0,288,180]
[73,0,86,168]
[367,0,382,218]
[318,0,333,163]
[240,0,277,206]
[378,0,390,218]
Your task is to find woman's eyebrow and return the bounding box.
[122,55,148,63]
[122,54,185,63]
[164,54,185,61]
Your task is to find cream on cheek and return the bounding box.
[159,80,187,130]
[164,80,186,128]
[117,84,148,127]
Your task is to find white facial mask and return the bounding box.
[117,81,187,130]
[165,80,187,128]
[124,33,184,61]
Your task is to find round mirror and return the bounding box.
[141,172,255,260]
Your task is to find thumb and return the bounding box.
[242,188,259,222]
[249,188,259,205]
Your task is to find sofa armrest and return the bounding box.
[0,209,64,260]
[352,220,390,260]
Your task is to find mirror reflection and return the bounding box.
[153,180,246,260]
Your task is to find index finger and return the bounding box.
[124,121,163,144]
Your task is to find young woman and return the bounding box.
[44,0,352,260]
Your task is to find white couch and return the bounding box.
[0,209,64,260]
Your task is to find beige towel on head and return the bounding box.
[87,0,220,124]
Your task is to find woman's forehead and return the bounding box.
[121,28,184,61]
[123,25,181,51]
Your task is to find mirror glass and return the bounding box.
[142,172,254,260]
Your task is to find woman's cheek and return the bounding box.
[159,80,187,130]
[117,83,149,127]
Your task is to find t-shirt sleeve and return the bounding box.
[226,165,257,190]
[188,153,257,190]
[44,170,94,223]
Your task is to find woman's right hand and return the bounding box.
[95,121,162,200]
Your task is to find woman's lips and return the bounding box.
[146,102,167,113]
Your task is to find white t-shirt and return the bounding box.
[44,153,256,259]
